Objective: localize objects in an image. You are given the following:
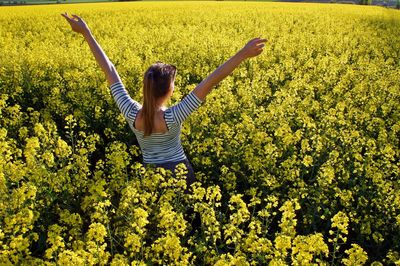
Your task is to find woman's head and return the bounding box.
[142,62,177,136]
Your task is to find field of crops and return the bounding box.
[1,1,399,265]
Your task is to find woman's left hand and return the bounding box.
[61,13,91,36]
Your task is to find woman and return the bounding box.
[61,13,266,194]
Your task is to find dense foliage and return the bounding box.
[0,2,399,265]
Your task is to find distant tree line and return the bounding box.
[371,0,400,7]
[0,0,398,7]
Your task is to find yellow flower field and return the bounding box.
[0,2,399,265]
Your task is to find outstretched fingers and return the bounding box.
[61,12,81,22]
[61,12,89,35]
[255,38,267,46]
[249,37,267,43]
[247,38,267,51]
[256,38,267,50]
[61,12,71,21]
[241,37,268,58]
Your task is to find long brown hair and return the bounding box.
[142,62,176,137]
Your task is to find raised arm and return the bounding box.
[193,38,267,101]
[61,13,121,87]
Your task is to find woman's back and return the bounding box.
[135,109,168,134]
[110,81,203,164]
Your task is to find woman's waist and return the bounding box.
[143,157,189,167]
[141,146,187,165]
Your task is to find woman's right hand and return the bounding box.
[61,13,91,36]
[239,38,267,59]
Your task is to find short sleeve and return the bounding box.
[110,81,141,123]
[169,91,203,125]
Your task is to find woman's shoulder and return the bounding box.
[164,108,177,125]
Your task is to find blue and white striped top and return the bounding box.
[110,81,203,164]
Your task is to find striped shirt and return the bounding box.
[110,81,203,164]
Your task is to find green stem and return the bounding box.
[107,223,114,255]
[330,229,340,265]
